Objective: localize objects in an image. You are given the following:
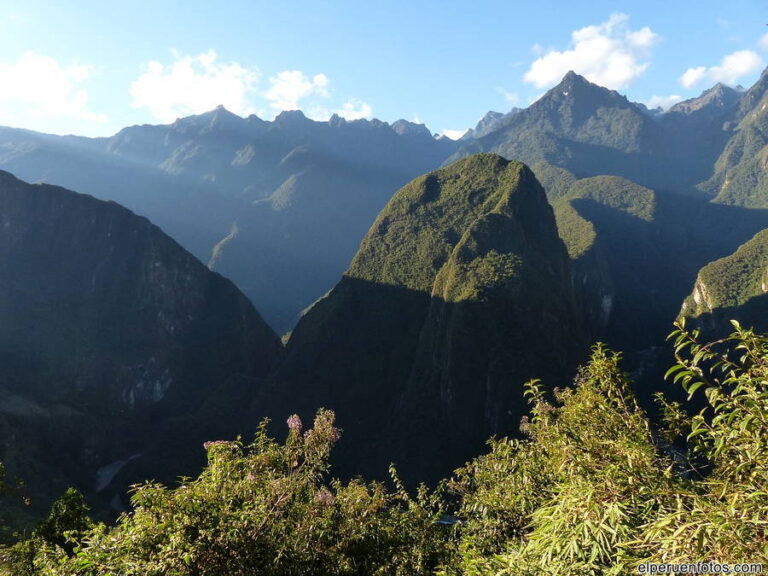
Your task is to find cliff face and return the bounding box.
[266,154,588,483]
[680,228,768,337]
[0,170,282,518]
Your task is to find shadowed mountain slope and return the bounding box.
[264,154,588,483]
[0,171,282,524]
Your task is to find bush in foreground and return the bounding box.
[3,322,767,574]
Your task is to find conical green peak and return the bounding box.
[348,154,552,293]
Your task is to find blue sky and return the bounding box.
[1,0,767,137]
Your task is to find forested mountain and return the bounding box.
[551,173,768,355]
[681,228,768,336]
[451,72,734,192]
[701,68,768,207]
[0,171,282,525]
[446,71,768,368]
[263,154,587,483]
[1,69,767,340]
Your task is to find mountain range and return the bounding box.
[0,110,456,333]
[3,68,768,522]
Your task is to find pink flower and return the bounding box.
[203,440,229,450]
[286,414,303,433]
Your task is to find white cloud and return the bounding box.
[679,67,707,88]
[679,50,763,88]
[132,56,368,124]
[302,105,332,121]
[440,129,467,140]
[496,88,519,106]
[0,51,106,126]
[336,99,373,120]
[523,13,658,90]
[130,50,259,122]
[264,70,329,112]
[646,94,683,110]
[758,32,768,52]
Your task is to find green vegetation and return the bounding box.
[709,148,768,208]
[567,176,656,222]
[1,488,93,575]
[350,154,527,292]
[530,162,576,202]
[682,228,768,317]
[1,411,449,576]
[3,323,767,574]
[444,345,670,574]
[553,175,656,260]
[704,74,768,208]
[550,168,768,355]
[445,322,768,572]
[435,249,524,303]
[553,201,596,259]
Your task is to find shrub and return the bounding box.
[22,410,449,576]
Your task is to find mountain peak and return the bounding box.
[668,82,741,118]
[555,71,613,95]
[273,109,309,125]
[527,71,637,124]
[207,105,244,127]
[391,119,431,138]
[328,113,346,127]
[168,106,245,134]
[735,65,768,116]
[530,71,634,114]
[562,70,581,82]
[557,70,593,90]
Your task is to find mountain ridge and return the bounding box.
[0,108,458,332]
[265,154,587,483]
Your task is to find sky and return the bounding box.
[1,0,767,139]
